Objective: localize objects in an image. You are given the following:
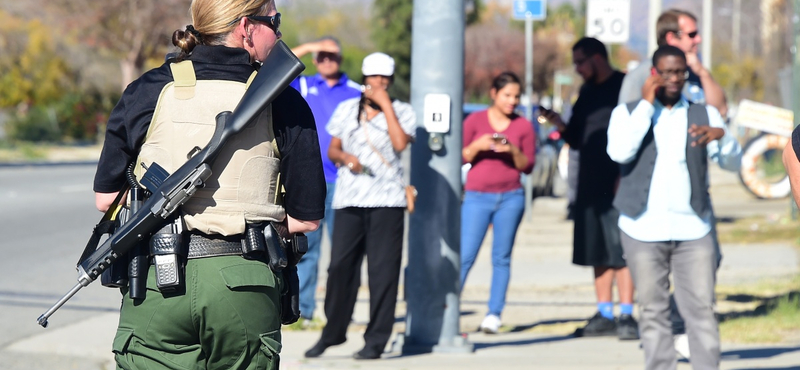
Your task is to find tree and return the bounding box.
[0,10,73,108]
[464,2,578,102]
[466,0,485,26]
[279,0,372,82]
[371,0,414,101]
[464,23,525,101]
[370,0,483,101]
[42,0,189,90]
[760,0,791,106]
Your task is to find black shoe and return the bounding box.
[304,341,331,358]
[617,314,640,340]
[353,348,382,360]
[574,312,617,337]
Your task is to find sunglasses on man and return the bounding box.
[675,30,698,39]
[316,51,342,63]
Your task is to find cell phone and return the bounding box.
[492,133,507,143]
[536,107,551,124]
[651,67,664,94]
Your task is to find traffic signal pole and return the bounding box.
[400,0,473,354]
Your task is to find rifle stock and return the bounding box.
[37,40,305,328]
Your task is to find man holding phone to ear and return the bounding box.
[618,9,728,360]
[539,37,638,340]
[608,45,741,370]
[290,36,362,326]
[619,9,726,116]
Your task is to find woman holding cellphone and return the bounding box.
[461,71,536,334]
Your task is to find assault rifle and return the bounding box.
[37,40,305,327]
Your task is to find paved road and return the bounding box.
[0,164,119,369]
[1,164,799,370]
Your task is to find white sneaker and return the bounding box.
[674,333,691,360]
[480,314,501,334]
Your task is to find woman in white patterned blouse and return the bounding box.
[304,52,417,360]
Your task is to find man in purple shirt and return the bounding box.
[290,36,362,324]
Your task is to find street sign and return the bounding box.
[735,99,793,137]
[586,0,630,44]
[512,0,546,21]
[554,72,573,86]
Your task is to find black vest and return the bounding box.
[613,100,710,218]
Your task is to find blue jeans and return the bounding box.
[297,181,335,319]
[460,188,525,317]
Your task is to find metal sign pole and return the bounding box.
[648,0,663,57]
[524,16,534,220]
[702,0,712,70]
[402,0,472,354]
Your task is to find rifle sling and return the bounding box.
[76,184,130,265]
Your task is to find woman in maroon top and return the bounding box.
[461,72,536,333]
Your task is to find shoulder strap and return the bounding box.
[362,117,407,186]
[245,70,258,88]
[169,61,196,100]
[363,120,392,168]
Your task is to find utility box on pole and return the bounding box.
[400,0,473,354]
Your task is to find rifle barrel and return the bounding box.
[37,283,84,327]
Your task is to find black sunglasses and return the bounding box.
[676,30,698,39]
[316,51,341,62]
[248,13,281,34]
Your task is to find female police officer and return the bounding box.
[92,0,325,368]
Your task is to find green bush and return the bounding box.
[6,91,117,143]
[53,91,117,142]
[6,106,61,142]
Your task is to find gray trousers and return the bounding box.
[621,232,720,370]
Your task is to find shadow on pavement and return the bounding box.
[718,291,800,323]
[460,300,595,307]
[472,334,574,350]
[381,334,574,360]
[722,347,800,361]
[0,289,119,314]
[506,317,586,333]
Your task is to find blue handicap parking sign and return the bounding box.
[512,0,546,20]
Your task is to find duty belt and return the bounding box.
[187,233,244,259]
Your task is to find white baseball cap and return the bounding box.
[361,52,395,76]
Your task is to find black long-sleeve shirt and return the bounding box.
[94,45,325,221]
[562,71,625,206]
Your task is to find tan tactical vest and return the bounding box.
[134,61,284,236]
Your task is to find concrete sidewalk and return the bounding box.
[3,167,800,370]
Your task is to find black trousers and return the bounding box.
[320,207,404,353]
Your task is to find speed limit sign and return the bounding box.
[586,0,630,44]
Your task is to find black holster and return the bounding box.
[127,187,148,299]
[269,223,307,325]
[149,218,186,292]
[263,223,289,272]
[280,265,301,325]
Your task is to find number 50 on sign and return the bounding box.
[586,0,630,44]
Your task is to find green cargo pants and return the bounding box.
[112,255,283,370]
